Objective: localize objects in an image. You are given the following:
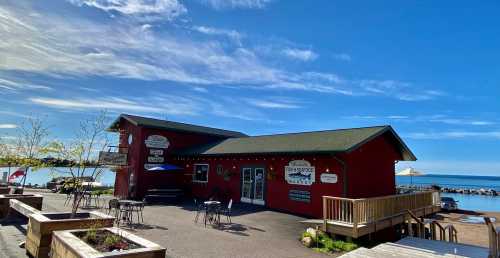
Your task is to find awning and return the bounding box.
[147,164,182,171]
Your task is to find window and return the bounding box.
[193,164,209,182]
[216,164,223,176]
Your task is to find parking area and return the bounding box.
[1,191,328,258]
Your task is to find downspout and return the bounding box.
[331,155,347,197]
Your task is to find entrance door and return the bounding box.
[240,167,266,205]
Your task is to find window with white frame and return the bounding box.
[193,164,209,182]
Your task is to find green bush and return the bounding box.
[301,230,358,253]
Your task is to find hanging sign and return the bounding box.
[149,149,164,156]
[144,135,170,149]
[147,156,164,163]
[320,173,338,183]
[98,152,127,166]
[285,160,315,185]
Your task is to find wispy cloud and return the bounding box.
[333,53,351,62]
[344,114,495,126]
[193,26,243,45]
[0,124,17,129]
[245,98,302,109]
[0,78,52,92]
[68,0,187,21]
[405,131,500,140]
[200,0,274,10]
[281,48,318,62]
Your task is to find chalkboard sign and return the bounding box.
[289,190,311,203]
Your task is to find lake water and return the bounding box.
[0,167,116,187]
[397,174,500,212]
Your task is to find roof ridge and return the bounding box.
[121,114,246,136]
[238,125,390,139]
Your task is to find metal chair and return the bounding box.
[220,199,233,224]
[194,198,205,223]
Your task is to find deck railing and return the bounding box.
[322,191,440,227]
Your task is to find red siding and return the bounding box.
[113,120,404,219]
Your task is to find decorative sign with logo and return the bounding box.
[320,173,338,184]
[98,151,127,166]
[144,135,170,149]
[285,160,315,185]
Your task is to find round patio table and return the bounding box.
[203,201,221,226]
[118,200,145,224]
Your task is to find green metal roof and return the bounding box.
[108,114,247,138]
[177,125,417,161]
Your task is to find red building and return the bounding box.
[108,114,416,218]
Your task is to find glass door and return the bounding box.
[240,167,266,205]
[253,168,265,205]
[241,168,253,203]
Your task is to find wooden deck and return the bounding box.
[339,237,489,258]
[316,191,441,238]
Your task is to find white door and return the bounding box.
[240,168,265,205]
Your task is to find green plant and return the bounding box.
[104,233,121,246]
[83,227,97,244]
[301,230,358,254]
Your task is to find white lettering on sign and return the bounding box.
[144,135,169,149]
[98,152,127,166]
[285,160,315,186]
[149,149,164,156]
[320,173,338,183]
[147,156,164,163]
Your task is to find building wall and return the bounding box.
[345,133,403,198]
[114,120,404,219]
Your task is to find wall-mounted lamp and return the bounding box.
[325,168,330,173]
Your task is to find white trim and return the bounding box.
[253,168,265,205]
[240,197,252,203]
[192,163,209,183]
[252,199,265,205]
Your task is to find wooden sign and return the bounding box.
[285,160,315,185]
[289,190,311,203]
[98,152,127,166]
[320,173,338,183]
[144,135,169,149]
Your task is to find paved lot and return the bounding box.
[1,191,328,258]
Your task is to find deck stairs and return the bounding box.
[339,237,489,258]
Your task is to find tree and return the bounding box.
[45,111,111,217]
[15,116,50,188]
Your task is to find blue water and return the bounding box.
[397,174,500,212]
[0,167,116,187]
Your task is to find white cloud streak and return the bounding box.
[0,124,17,129]
[246,98,302,109]
[193,26,243,45]
[200,0,273,10]
[68,0,187,21]
[405,131,500,140]
[282,48,318,62]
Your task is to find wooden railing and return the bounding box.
[323,191,440,227]
[485,217,499,258]
[406,210,458,242]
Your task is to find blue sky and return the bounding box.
[0,0,499,176]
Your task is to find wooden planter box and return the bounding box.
[0,194,43,218]
[26,211,115,258]
[51,227,166,258]
[0,187,10,194]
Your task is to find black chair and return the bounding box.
[194,198,206,223]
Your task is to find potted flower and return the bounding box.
[50,227,166,258]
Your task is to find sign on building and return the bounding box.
[285,160,315,185]
[98,152,127,166]
[147,156,164,163]
[144,135,170,149]
[289,190,311,203]
[320,173,338,183]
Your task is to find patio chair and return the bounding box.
[63,192,73,206]
[194,198,205,223]
[219,199,233,224]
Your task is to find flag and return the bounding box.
[8,168,26,182]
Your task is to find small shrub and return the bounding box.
[301,230,358,253]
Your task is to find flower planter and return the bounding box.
[0,194,43,218]
[0,187,10,194]
[26,211,115,258]
[51,227,166,258]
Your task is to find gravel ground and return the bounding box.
[1,191,330,258]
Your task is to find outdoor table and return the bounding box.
[118,200,145,224]
[203,201,221,226]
